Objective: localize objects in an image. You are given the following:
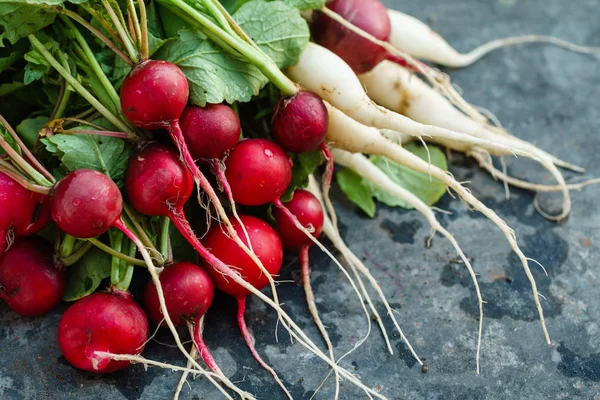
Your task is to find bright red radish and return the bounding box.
[144,262,221,373]
[272,91,328,154]
[120,60,188,130]
[57,289,148,373]
[180,104,241,160]
[0,171,51,253]
[273,190,324,252]
[51,169,123,239]
[225,139,292,206]
[311,0,391,74]
[0,237,64,317]
[202,215,283,298]
[202,215,289,395]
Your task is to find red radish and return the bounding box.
[0,171,51,253]
[0,237,64,317]
[271,91,328,154]
[225,139,293,206]
[51,169,123,239]
[311,0,392,74]
[273,190,324,252]
[57,289,148,373]
[202,215,290,396]
[180,104,241,160]
[202,215,283,298]
[143,262,221,373]
[120,60,188,130]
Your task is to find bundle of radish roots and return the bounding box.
[1,0,598,398]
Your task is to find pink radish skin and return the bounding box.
[272,91,329,154]
[201,215,283,298]
[0,171,51,253]
[51,169,123,239]
[180,104,241,160]
[273,190,324,252]
[311,0,391,74]
[120,60,189,130]
[57,289,148,373]
[225,139,293,206]
[0,237,65,317]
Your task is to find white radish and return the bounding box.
[358,60,572,220]
[324,103,551,344]
[387,9,600,68]
[286,43,536,159]
[330,149,485,373]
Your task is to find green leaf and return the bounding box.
[0,47,24,74]
[16,115,48,149]
[63,246,112,302]
[234,0,310,68]
[41,133,133,185]
[0,81,23,96]
[0,128,20,155]
[368,143,448,209]
[276,0,324,11]
[282,150,323,201]
[336,168,376,218]
[0,3,55,47]
[156,29,267,105]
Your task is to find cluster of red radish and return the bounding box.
[0,55,331,380]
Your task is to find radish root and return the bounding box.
[332,149,485,373]
[324,106,551,345]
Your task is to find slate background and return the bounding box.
[2,0,600,398]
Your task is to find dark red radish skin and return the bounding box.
[125,145,194,217]
[312,0,392,74]
[273,190,324,252]
[180,104,241,160]
[272,91,329,154]
[201,215,283,298]
[225,139,293,206]
[144,261,221,373]
[51,169,123,239]
[144,262,214,326]
[120,60,189,130]
[57,289,148,373]
[0,237,64,317]
[0,171,51,253]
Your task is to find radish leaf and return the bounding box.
[337,168,376,218]
[63,246,111,302]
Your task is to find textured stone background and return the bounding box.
[2,0,600,398]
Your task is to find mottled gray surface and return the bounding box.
[2,0,600,399]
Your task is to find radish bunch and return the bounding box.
[0,0,597,398]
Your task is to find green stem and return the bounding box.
[52,80,72,120]
[127,0,142,47]
[88,237,147,267]
[0,131,53,187]
[0,161,51,194]
[137,0,149,60]
[59,234,77,259]
[101,0,139,63]
[160,216,171,262]
[58,7,133,66]
[61,16,122,111]
[116,239,137,291]
[122,204,162,261]
[159,0,297,95]
[61,241,93,266]
[109,230,124,286]
[27,34,133,134]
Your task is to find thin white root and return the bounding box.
[387,9,600,68]
[287,43,537,160]
[300,247,340,400]
[318,6,487,123]
[472,151,600,192]
[307,177,420,365]
[95,352,234,400]
[325,107,551,345]
[273,200,376,358]
[332,149,485,374]
[359,61,572,220]
[174,343,197,400]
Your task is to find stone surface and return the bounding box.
[2,0,600,398]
